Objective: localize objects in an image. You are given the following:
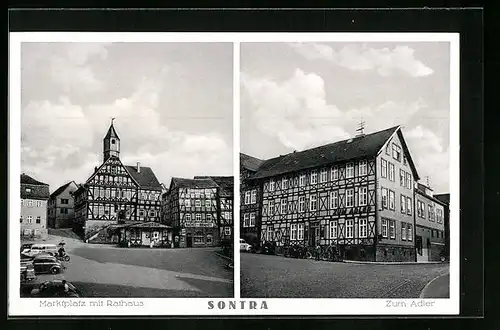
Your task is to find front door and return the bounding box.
[309,224,319,246]
[186,233,193,247]
[142,230,150,246]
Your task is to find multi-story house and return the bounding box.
[245,125,420,261]
[196,176,234,241]
[434,193,450,259]
[163,177,220,248]
[20,174,50,239]
[73,122,163,243]
[48,181,78,228]
[415,184,447,262]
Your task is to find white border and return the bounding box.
[9,32,460,316]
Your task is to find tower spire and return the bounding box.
[103,120,120,161]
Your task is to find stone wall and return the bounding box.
[376,244,415,262]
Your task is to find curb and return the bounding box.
[419,273,449,298]
[213,251,233,261]
[343,260,446,265]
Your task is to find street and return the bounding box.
[22,236,233,298]
[241,253,449,298]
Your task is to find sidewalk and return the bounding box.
[343,260,445,265]
[419,273,449,298]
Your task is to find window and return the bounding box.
[417,200,424,218]
[20,216,23,223]
[320,169,328,183]
[269,179,275,191]
[36,216,41,224]
[389,190,395,210]
[267,227,274,241]
[344,189,353,207]
[381,219,388,238]
[392,143,401,161]
[346,163,354,178]
[346,219,354,238]
[291,224,297,240]
[196,213,202,221]
[381,188,388,209]
[205,199,211,208]
[27,216,32,224]
[359,160,367,176]
[299,196,305,213]
[389,220,396,239]
[407,224,413,241]
[281,199,287,214]
[359,187,368,206]
[381,159,388,178]
[330,191,338,209]
[185,213,191,221]
[263,202,268,215]
[138,210,144,217]
[401,223,407,240]
[389,163,395,181]
[111,139,116,144]
[37,201,42,207]
[406,197,412,216]
[311,171,318,184]
[26,188,32,193]
[224,227,231,236]
[250,213,256,227]
[428,204,434,221]
[359,218,367,238]
[298,223,304,240]
[185,199,191,208]
[244,191,251,205]
[299,175,306,187]
[401,195,406,214]
[250,190,257,204]
[195,200,201,207]
[329,221,338,239]
[400,169,405,187]
[431,230,434,238]
[406,173,412,189]
[310,195,318,211]
[269,201,274,215]
[282,178,288,190]
[436,208,443,223]
[149,211,156,217]
[385,141,391,155]
[243,213,250,227]
[27,200,33,207]
[21,199,24,207]
[331,167,338,181]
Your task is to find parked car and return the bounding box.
[239,239,252,252]
[20,243,34,253]
[22,244,58,258]
[30,280,81,298]
[32,254,63,274]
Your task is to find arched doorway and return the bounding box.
[186,232,193,247]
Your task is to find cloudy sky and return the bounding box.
[241,42,451,194]
[21,42,233,192]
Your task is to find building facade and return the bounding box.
[434,193,450,259]
[48,181,78,228]
[244,126,422,262]
[73,122,163,243]
[415,184,446,262]
[20,174,49,240]
[240,154,264,247]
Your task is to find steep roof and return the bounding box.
[250,126,401,179]
[124,165,162,190]
[170,177,218,189]
[434,193,450,205]
[240,153,265,172]
[104,123,120,140]
[20,174,49,199]
[50,181,77,199]
[195,176,234,196]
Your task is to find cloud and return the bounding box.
[242,69,428,151]
[289,43,434,77]
[405,126,449,193]
[21,66,232,191]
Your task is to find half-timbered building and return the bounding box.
[245,125,420,261]
[73,122,164,243]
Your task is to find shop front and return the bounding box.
[117,222,173,248]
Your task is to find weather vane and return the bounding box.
[111,117,115,125]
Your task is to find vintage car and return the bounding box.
[239,238,252,252]
[31,254,63,274]
[30,280,81,298]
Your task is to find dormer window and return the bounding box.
[26,188,31,193]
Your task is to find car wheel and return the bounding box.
[64,255,70,262]
[50,267,60,274]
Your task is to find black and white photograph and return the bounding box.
[16,41,234,300]
[239,40,455,299]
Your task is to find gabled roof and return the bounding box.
[170,177,218,189]
[240,153,265,172]
[104,123,120,140]
[434,193,450,205]
[250,126,401,180]
[21,174,49,199]
[195,176,234,196]
[124,165,162,191]
[50,181,77,199]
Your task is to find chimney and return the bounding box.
[137,162,141,173]
[94,167,98,173]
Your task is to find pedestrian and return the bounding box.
[62,280,69,293]
[315,244,321,261]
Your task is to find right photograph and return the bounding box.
[239,41,451,299]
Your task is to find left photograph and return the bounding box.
[18,42,234,298]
